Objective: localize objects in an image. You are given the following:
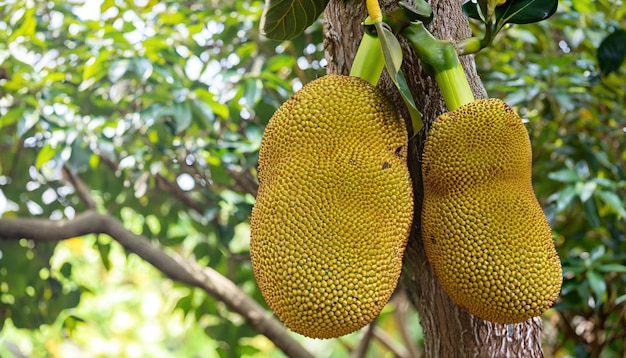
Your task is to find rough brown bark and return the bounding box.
[324,1,544,356]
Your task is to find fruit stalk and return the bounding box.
[366,0,383,22]
[402,21,474,110]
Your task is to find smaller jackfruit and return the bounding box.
[250,75,413,339]
[421,98,562,324]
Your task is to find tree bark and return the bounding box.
[323,0,544,356]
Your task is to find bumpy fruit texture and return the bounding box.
[250,75,413,339]
[421,98,562,324]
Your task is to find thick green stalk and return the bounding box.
[402,22,475,110]
[435,64,475,111]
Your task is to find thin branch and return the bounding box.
[393,288,422,358]
[227,167,259,197]
[62,164,96,210]
[350,319,377,358]
[0,212,313,358]
[155,174,205,215]
[373,327,409,358]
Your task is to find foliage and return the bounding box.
[0,0,624,357]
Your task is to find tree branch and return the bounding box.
[155,174,206,215]
[0,212,313,358]
[373,327,409,358]
[393,288,422,358]
[62,164,96,210]
[350,320,376,358]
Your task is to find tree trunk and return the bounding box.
[323,1,545,356]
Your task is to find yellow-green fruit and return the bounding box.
[421,98,562,324]
[250,74,413,339]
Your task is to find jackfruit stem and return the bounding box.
[366,0,383,22]
[350,25,385,86]
[402,21,475,110]
[435,64,475,111]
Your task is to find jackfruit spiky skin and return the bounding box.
[250,75,413,339]
[421,98,562,324]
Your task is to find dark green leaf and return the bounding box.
[260,0,329,40]
[583,198,601,228]
[462,1,483,21]
[463,0,558,25]
[586,270,606,302]
[496,0,558,25]
[158,102,193,134]
[598,29,626,76]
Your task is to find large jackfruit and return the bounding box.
[250,74,413,339]
[421,98,562,324]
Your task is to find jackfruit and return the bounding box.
[421,98,562,324]
[250,74,413,339]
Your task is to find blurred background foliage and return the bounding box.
[0,0,624,357]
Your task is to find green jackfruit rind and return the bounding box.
[421,98,562,324]
[250,75,414,338]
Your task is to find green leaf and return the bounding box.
[462,1,483,21]
[496,0,558,25]
[264,54,296,72]
[83,50,114,83]
[595,189,626,218]
[68,139,93,172]
[548,168,579,183]
[586,270,606,302]
[554,184,576,212]
[597,29,626,76]
[18,110,39,138]
[108,58,132,83]
[35,144,56,169]
[157,102,193,134]
[571,0,596,13]
[243,78,262,107]
[376,23,423,133]
[562,265,585,274]
[597,264,626,273]
[575,181,597,203]
[8,8,37,42]
[583,198,601,228]
[260,0,329,40]
[191,99,215,126]
[0,107,25,128]
[463,0,558,25]
[379,24,403,77]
